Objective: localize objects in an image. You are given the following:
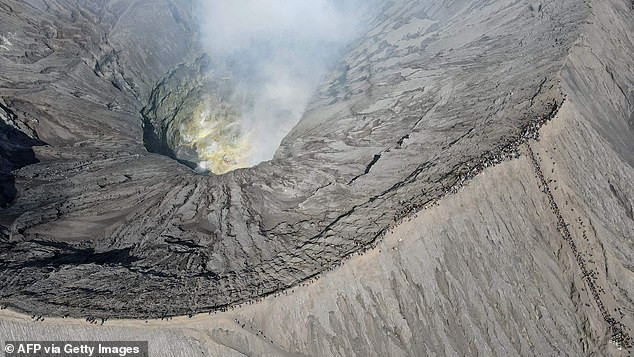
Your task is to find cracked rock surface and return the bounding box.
[0,2,632,345]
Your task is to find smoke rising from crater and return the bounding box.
[195,0,369,167]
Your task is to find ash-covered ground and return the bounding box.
[0,0,633,355]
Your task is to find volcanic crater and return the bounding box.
[0,1,631,339]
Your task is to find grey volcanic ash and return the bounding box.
[0,0,633,355]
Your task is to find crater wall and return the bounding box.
[0,0,631,337]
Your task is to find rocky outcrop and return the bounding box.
[0,3,631,349]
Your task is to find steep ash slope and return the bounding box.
[0,0,200,313]
[0,0,626,325]
[1,1,632,351]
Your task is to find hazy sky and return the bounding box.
[196,0,369,166]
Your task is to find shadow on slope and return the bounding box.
[0,119,44,209]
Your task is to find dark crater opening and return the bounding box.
[142,55,256,175]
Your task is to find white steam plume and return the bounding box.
[195,0,368,166]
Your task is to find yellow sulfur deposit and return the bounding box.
[178,101,252,174]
